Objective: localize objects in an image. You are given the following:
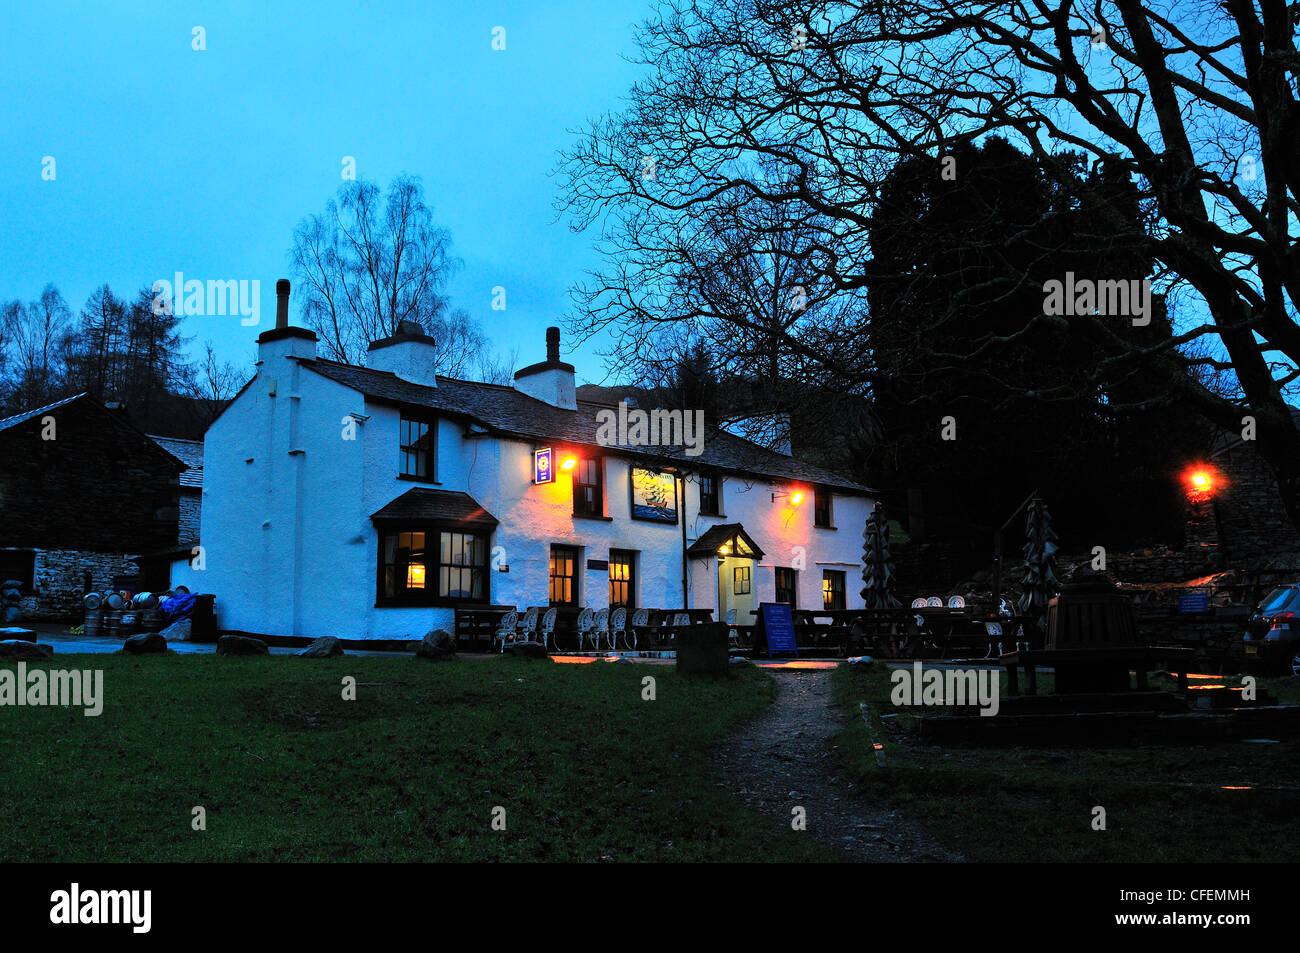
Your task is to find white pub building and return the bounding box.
[173,281,875,642]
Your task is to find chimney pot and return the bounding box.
[276,279,291,329]
[546,326,560,362]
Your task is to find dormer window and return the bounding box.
[400,416,435,480]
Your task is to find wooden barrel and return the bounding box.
[83,610,102,639]
[102,610,121,639]
[119,611,139,635]
[140,607,164,631]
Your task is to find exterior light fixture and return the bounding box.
[771,487,806,505]
[790,491,804,505]
[561,456,578,470]
[1182,464,1221,500]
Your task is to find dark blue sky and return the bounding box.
[0,0,650,383]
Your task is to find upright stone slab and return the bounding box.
[676,622,730,675]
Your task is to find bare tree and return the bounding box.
[2,284,71,409]
[473,344,520,386]
[184,342,245,428]
[558,0,1300,519]
[290,174,491,371]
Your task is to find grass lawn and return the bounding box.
[832,663,1300,862]
[1,654,836,862]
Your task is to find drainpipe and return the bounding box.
[679,473,690,610]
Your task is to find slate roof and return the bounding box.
[0,393,84,434]
[149,435,203,488]
[301,359,872,494]
[686,523,766,559]
[0,393,186,472]
[370,488,499,526]
[1211,405,1300,458]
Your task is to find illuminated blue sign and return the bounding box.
[534,447,554,484]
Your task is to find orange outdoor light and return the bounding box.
[790,491,804,505]
[1182,463,1221,500]
[561,456,577,471]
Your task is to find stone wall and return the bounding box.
[1212,441,1300,565]
[178,491,201,544]
[15,549,138,621]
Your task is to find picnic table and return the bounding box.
[1000,645,1196,695]
[1002,577,1196,694]
[638,608,715,648]
[453,605,516,650]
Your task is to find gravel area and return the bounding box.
[717,667,963,862]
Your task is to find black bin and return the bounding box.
[191,594,217,642]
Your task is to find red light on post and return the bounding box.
[1182,464,1221,500]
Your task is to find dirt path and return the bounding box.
[717,667,963,862]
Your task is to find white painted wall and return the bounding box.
[184,349,873,640]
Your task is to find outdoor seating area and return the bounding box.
[454,605,720,653]
[449,599,1040,659]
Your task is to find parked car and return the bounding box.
[1242,585,1300,675]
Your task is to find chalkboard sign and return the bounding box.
[1177,592,1210,614]
[756,602,798,657]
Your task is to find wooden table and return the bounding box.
[999,645,1196,696]
[453,605,516,650]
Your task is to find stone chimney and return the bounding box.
[366,320,439,388]
[513,326,576,410]
[257,279,318,371]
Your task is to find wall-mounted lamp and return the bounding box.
[771,487,805,505]
[561,456,578,471]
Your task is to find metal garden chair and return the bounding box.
[494,609,519,653]
[610,607,630,651]
[630,608,650,648]
[518,606,540,643]
[539,607,558,651]
[575,607,594,652]
[591,608,610,652]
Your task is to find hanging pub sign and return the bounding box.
[534,447,554,484]
[630,467,677,523]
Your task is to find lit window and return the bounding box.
[609,550,636,608]
[823,570,846,611]
[733,565,751,595]
[379,528,486,605]
[550,545,579,605]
